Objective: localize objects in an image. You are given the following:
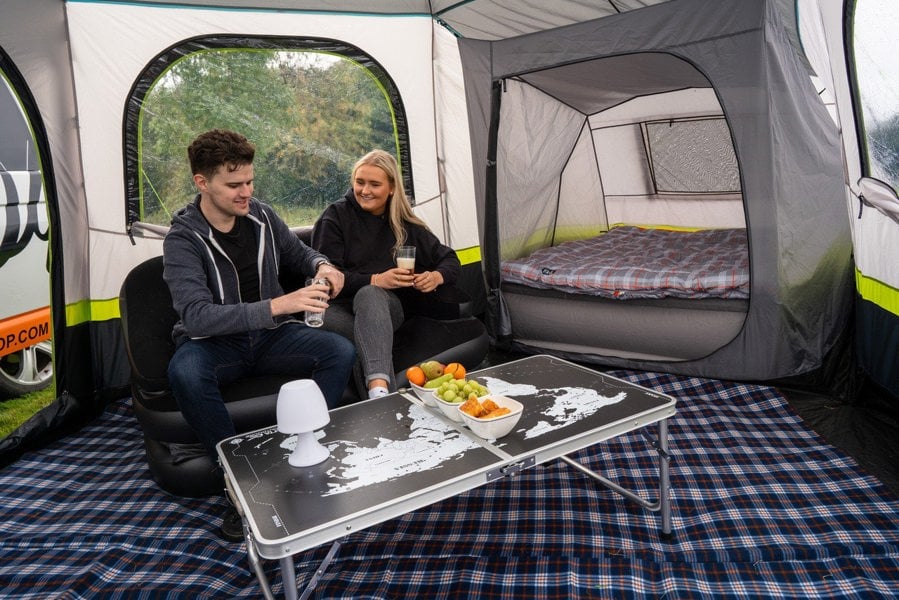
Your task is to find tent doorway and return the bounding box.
[488,52,748,364]
[0,63,54,433]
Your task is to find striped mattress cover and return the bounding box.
[501,226,750,300]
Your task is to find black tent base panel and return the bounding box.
[783,378,899,497]
[0,391,103,470]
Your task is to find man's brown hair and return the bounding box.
[187,129,255,180]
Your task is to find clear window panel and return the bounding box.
[854,1,899,186]
[138,49,397,226]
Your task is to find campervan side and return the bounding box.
[0,75,52,398]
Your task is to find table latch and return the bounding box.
[486,455,536,481]
[641,429,671,460]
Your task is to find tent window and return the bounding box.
[645,118,740,194]
[124,37,408,229]
[853,1,899,188]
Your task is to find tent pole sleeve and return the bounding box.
[484,80,511,343]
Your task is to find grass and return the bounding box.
[0,385,56,440]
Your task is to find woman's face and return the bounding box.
[353,164,394,216]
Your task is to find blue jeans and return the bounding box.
[167,323,355,458]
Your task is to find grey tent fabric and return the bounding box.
[462,0,853,381]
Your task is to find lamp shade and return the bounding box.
[276,379,330,433]
[276,379,331,467]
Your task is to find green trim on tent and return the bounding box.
[63,249,485,328]
[455,246,481,266]
[65,298,120,327]
[856,268,899,317]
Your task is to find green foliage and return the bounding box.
[140,49,397,226]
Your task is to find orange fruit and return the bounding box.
[406,366,426,386]
[443,362,466,379]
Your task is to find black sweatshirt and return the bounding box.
[311,189,460,301]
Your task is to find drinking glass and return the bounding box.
[304,277,328,327]
[396,246,416,272]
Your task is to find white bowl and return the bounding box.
[410,381,437,406]
[458,395,523,439]
[432,390,467,422]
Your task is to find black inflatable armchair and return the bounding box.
[119,256,290,497]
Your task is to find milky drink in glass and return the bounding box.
[396,246,416,272]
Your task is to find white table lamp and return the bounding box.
[276,379,331,467]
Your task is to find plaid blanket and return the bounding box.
[0,371,896,599]
[501,227,750,299]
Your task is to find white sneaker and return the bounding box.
[368,386,390,399]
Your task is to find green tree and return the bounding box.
[140,48,398,226]
[267,55,396,211]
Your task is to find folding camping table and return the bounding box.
[217,354,677,600]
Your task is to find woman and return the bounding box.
[311,150,461,398]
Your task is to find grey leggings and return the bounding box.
[322,285,405,393]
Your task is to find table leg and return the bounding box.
[299,541,341,600]
[245,533,277,600]
[247,534,341,599]
[657,418,673,540]
[561,417,673,539]
[280,556,298,600]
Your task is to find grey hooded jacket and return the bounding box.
[163,195,329,346]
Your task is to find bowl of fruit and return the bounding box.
[458,395,523,439]
[406,360,469,407]
[432,377,490,423]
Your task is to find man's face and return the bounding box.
[196,162,254,225]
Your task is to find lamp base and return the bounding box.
[288,430,330,467]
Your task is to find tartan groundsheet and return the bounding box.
[1,371,897,599]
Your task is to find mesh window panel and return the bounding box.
[646,119,740,193]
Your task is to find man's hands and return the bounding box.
[270,263,343,318]
[270,280,331,317]
[315,263,344,296]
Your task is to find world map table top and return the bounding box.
[218,355,676,559]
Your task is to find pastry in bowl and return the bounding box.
[458,395,523,439]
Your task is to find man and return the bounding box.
[163,129,355,541]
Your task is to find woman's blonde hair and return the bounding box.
[352,149,428,254]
